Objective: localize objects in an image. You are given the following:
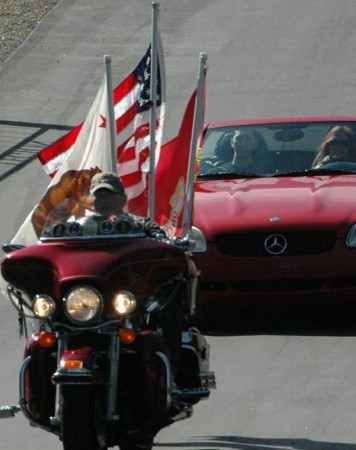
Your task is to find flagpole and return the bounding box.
[182,53,208,236]
[148,1,160,219]
[104,55,118,174]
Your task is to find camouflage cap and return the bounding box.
[90,172,126,197]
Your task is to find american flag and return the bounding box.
[117,44,165,215]
[38,43,165,217]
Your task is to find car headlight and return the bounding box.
[33,294,56,318]
[113,291,137,315]
[190,226,207,253]
[346,224,356,247]
[64,286,103,324]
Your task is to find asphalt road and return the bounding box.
[2,1,356,449]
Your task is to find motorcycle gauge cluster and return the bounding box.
[42,217,144,239]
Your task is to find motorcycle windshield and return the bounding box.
[35,196,147,242]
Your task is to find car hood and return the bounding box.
[194,175,356,240]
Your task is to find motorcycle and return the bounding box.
[0,202,215,450]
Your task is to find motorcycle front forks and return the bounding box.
[52,332,174,426]
[106,333,120,421]
[51,332,121,424]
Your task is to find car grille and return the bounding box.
[215,231,337,256]
[200,276,356,293]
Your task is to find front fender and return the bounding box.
[52,346,102,385]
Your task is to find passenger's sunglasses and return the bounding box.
[235,135,254,144]
[329,139,349,147]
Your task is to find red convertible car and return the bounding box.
[192,117,356,306]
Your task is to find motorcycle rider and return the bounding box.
[90,171,127,217]
[88,171,163,237]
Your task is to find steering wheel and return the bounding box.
[319,160,356,171]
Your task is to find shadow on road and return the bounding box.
[0,120,72,181]
[157,435,356,449]
[195,297,356,337]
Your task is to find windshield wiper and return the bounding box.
[198,171,263,179]
[272,168,356,177]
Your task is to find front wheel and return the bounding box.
[119,433,154,450]
[60,386,107,450]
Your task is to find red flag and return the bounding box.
[153,85,204,238]
[37,43,166,216]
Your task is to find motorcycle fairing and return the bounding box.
[1,237,188,301]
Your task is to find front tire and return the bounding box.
[60,386,107,450]
[119,433,154,450]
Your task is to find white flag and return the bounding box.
[12,74,113,246]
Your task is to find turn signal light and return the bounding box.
[38,331,56,348]
[60,360,84,370]
[119,327,136,344]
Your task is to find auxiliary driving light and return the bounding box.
[114,291,137,315]
[33,295,56,318]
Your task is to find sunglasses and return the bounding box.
[235,135,254,143]
[329,139,349,147]
[93,191,126,199]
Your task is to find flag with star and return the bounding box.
[117,43,165,215]
[12,74,112,245]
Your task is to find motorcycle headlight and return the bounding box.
[64,286,103,324]
[33,295,56,318]
[346,224,356,247]
[113,291,137,315]
[190,226,207,253]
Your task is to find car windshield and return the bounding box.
[198,121,356,178]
